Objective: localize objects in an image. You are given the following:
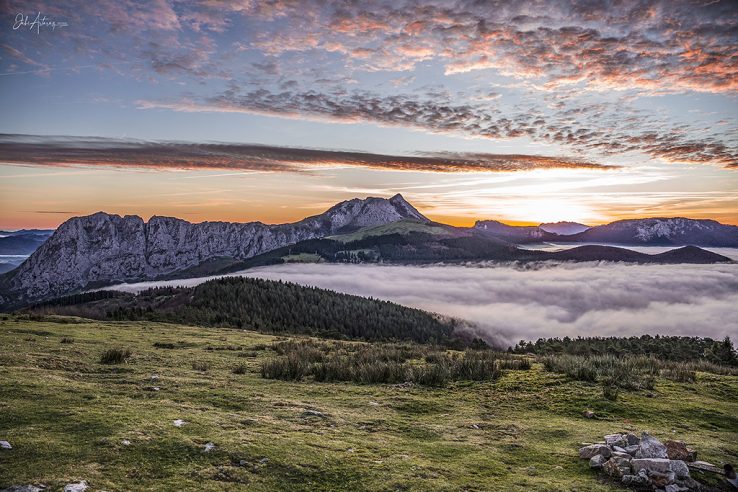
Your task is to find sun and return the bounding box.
[503,199,597,225]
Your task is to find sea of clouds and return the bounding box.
[108,260,738,348]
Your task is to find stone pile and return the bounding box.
[579,432,701,491]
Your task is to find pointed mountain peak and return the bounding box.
[387,193,428,222]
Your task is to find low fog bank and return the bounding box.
[241,262,738,347]
[106,262,738,348]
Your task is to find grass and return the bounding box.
[0,316,737,491]
[329,219,452,243]
[99,347,131,364]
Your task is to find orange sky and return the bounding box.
[2,164,737,230]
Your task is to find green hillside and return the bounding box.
[0,317,736,491]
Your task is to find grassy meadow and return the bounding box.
[0,315,737,491]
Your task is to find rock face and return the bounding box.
[1,194,428,305]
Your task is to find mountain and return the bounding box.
[193,225,731,277]
[539,221,589,235]
[473,220,559,243]
[0,194,427,306]
[0,229,54,255]
[560,218,738,247]
[0,234,50,255]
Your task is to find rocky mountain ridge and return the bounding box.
[1,194,427,305]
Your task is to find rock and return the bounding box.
[526,466,537,476]
[665,440,697,462]
[150,374,159,380]
[173,419,186,427]
[636,432,668,459]
[582,410,595,419]
[590,455,607,469]
[668,460,690,479]
[1,486,45,492]
[611,451,633,460]
[203,442,216,452]
[301,409,326,418]
[121,439,131,446]
[0,440,12,450]
[625,445,640,455]
[621,474,650,487]
[63,482,87,492]
[579,444,612,460]
[631,458,689,479]
[612,445,627,453]
[258,457,269,464]
[664,484,689,492]
[649,470,676,488]
[605,433,627,448]
[625,433,640,446]
[144,386,160,391]
[603,457,632,478]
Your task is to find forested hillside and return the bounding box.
[28,277,459,345]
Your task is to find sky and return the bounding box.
[0,0,737,229]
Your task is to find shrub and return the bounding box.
[192,361,211,372]
[661,367,696,383]
[260,353,308,380]
[232,363,248,375]
[100,348,131,364]
[153,342,176,349]
[60,337,74,344]
[259,339,520,386]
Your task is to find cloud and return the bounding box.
[0,134,616,173]
[138,89,738,168]
[104,262,738,348]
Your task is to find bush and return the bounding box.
[192,361,211,372]
[232,363,248,375]
[60,337,74,344]
[100,348,131,364]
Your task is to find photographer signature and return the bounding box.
[13,12,68,34]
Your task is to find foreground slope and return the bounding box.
[0,317,736,491]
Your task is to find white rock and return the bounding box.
[203,442,215,452]
[579,444,611,459]
[0,440,12,450]
[63,482,87,492]
[121,440,131,446]
[173,419,186,427]
[636,432,668,459]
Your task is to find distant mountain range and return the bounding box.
[0,195,735,308]
[0,229,54,255]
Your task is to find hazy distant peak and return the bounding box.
[539,221,590,235]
